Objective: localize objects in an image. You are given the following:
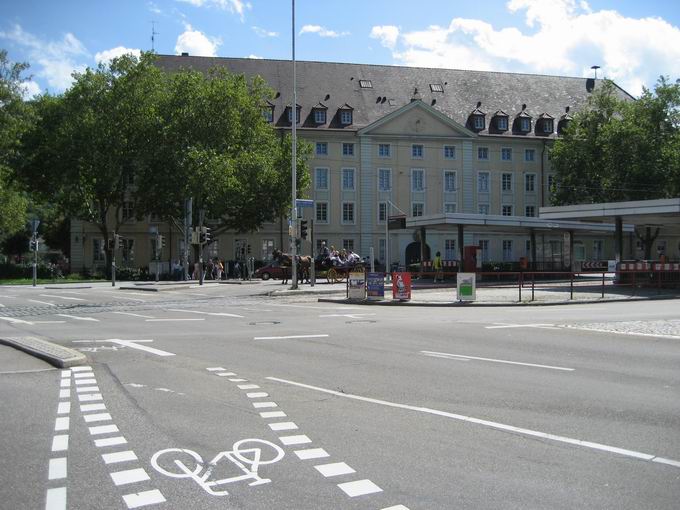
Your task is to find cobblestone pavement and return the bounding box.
[564,320,680,338]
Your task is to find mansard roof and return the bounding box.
[156,54,634,138]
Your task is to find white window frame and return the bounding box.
[479,239,490,262]
[477,147,489,160]
[342,142,354,157]
[314,109,326,124]
[378,168,391,191]
[342,168,355,191]
[342,239,355,251]
[411,169,425,192]
[340,110,352,125]
[261,239,274,261]
[443,145,456,160]
[444,170,457,192]
[411,144,424,159]
[378,143,391,158]
[378,201,387,223]
[542,119,554,133]
[525,173,536,192]
[478,204,489,215]
[93,238,105,263]
[315,167,329,191]
[502,204,513,216]
[341,201,355,224]
[501,173,513,192]
[122,201,135,222]
[411,202,425,217]
[478,172,490,193]
[445,239,456,260]
[473,115,485,130]
[525,205,536,217]
[263,108,273,123]
[520,117,531,132]
[497,116,508,130]
[525,148,535,162]
[315,201,329,224]
[444,202,457,214]
[502,240,513,261]
[315,142,328,156]
[501,147,512,161]
[287,107,300,124]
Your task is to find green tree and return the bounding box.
[0,49,30,239]
[550,77,680,257]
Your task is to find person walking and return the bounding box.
[433,251,443,282]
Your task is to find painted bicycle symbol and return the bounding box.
[150,438,285,496]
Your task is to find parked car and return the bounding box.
[254,262,291,281]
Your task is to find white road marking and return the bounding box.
[206,367,226,371]
[565,326,680,340]
[41,294,85,301]
[268,377,680,470]
[217,372,237,377]
[60,370,71,377]
[45,487,66,510]
[57,402,70,415]
[32,321,66,324]
[127,383,146,388]
[71,366,92,372]
[337,479,382,497]
[229,378,247,382]
[102,451,138,464]
[76,339,176,357]
[81,403,106,412]
[279,435,312,446]
[83,413,112,423]
[51,434,69,452]
[76,386,100,394]
[167,308,244,318]
[485,323,556,329]
[113,312,155,319]
[252,402,277,409]
[28,299,56,306]
[315,462,355,477]
[73,372,94,379]
[269,303,363,310]
[238,384,260,390]
[319,313,376,319]
[0,294,17,298]
[381,506,411,510]
[145,318,204,322]
[89,424,119,435]
[246,392,269,398]
[48,458,67,480]
[260,411,287,418]
[424,353,470,362]
[56,314,99,322]
[0,317,33,325]
[254,334,330,340]
[111,468,150,486]
[420,351,575,371]
[54,417,70,431]
[59,389,70,399]
[78,393,103,402]
[60,379,71,388]
[122,489,166,509]
[75,378,97,385]
[294,448,329,460]
[95,436,127,448]
[269,422,298,431]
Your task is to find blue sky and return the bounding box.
[2,0,679,98]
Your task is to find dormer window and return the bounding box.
[473,115,485,130]
[536,113,555,135]
[338,104,354,126]
[558,107,573,134]
[312,103,327,124]
[287,104,301,124]
[515,104,532,133]
[493,110,509,132]
[520,117,531,132]
[262,101,275,123]
[542,119,553,133]
[469,102,486,131]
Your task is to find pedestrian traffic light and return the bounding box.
[159,234,166,248]
[114,233,123,249]
[191,229,199,245]
[300,219,308,240]
[247,244,251,255]
[199,226,211,244]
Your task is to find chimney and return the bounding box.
[410,87,422,102]
[181,52,189,57]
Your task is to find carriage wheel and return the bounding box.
[327,268,342,284]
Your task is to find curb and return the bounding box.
[0,336,86,368]
[317,294,680,307]
[268,288,347,297]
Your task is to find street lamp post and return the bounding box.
[290,0,298,290]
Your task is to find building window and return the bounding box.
[342,143,354,156]
[342,168,355,190]
[501,148,512,161]
[93,239,105,263]
[525,239,532,256]
[502,205,513,216]
[122,239,134,263]
[315,142,328,156]
[343,239,355,251]
[411,169,424,191]
[445,239,456,259]
[315,168,328,190]
[378,202,387,223]
[478,147,489,160]
[502,240,513,261]
[412,202,424,217]
[263,107,274,122]
[314,109,326,124]
[525,149,535,162]
[444,203,457,214]
[501,173,513,191]
[316,239,328,255]
[497,116,508,130]
[379,238,386,262]
[443,145,456,159]
[525,205,536,217]
[287,107,300,124]
[473,115,485,130]
[342,202,355,223]
[542,119,554,133]
[593,240,603,260]
[479,239,490,262]
[520,117,531,132]
[378,144,391,158]
[261,239,274,260]
[122,201,134,222]
[547,174,555,193]
[150,238,159,261]
[340,110,353,125]
[316,202,328,223]
[478,172,490,193]
[478,204,489,215]
[525,174,536,192]
[359,80,372,89]
[430,83,444,93]
[378,168,391,191]
[412,144,424,158]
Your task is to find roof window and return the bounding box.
[359,80,373,89]
[429,84,444,93]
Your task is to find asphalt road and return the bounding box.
[1,281,679,509]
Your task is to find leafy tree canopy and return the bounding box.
[550,77,680,205]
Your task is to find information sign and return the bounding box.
[348,272,366,299]
[457,272,476,301]
[366,272,385,300]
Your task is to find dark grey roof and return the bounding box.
[155,54,634,138]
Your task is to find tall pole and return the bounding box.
[290,0,298,289]
[184,198,192,281]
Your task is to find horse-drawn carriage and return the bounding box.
[272,250,365,283]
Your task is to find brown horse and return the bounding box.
[272,249,312,284]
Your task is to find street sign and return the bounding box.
[388,215,406,230]
[296,199,314,208]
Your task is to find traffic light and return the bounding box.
[30,238,38,251]
[247,244,251,255]
[158,234,166,248]
[191,229,200,245]
[199,226,211,244]
[114,234,123,249]
[300,219,308,240]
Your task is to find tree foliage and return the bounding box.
[0,49,30,238]
[550,77,680,205]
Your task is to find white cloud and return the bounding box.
[370,0,680,96]
[0,24,88,92]
[252,26,279,38]
[94,46,142,65]
[147,1,162,14]
[246,54,263,59]
[175,25,221,56]
[300,25,349,38]
[370,25,399,49]
[176,0,251,21]
[19,80,41,99]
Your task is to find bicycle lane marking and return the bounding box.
[67,365,166,509]
[204,367,410,508]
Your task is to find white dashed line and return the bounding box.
[57,402,70,415]
[260,411,287,418]
[78,393,103,402]
[315,462,356,477]
[252,402,277,409]
[56,314,99,321]
[217,372,237,377]
[381,505,411,509]
[73,372,94,379]
[110,468,151,486]
[75,378,97,385]
[80,403,106,412]
[51,435,69,452]
[337,479,383,497]
[269,422,298,431]
[206,367,226,371]
[54,417,70,431]
[102,451,138,464]
[83,413,112,423]
[122,489,167,509]
[279,435,312,446]
[238,384,260,390]
[246,392,269,398]
[229,378,247,382]
[70,366,92,372]
[28,299,56,306]
[59,389,69,399]
[0,317,33,324]
[59,379,71,388]
[254,334,329,340]
[41,294,85,301]
[76,386,100,393]
[294,448,329,460]
[45,487,67,510]
[95,436,127,448]
[145,318,204,322]
[112,312,155,319]
[89,425,120,435]
[421,350,575,371]
[48,458,67,480]
[167,308,244,318]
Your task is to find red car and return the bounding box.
[254,262,292,281]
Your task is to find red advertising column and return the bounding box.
[392,272,411,301]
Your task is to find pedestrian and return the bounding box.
[433,251,443,282]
